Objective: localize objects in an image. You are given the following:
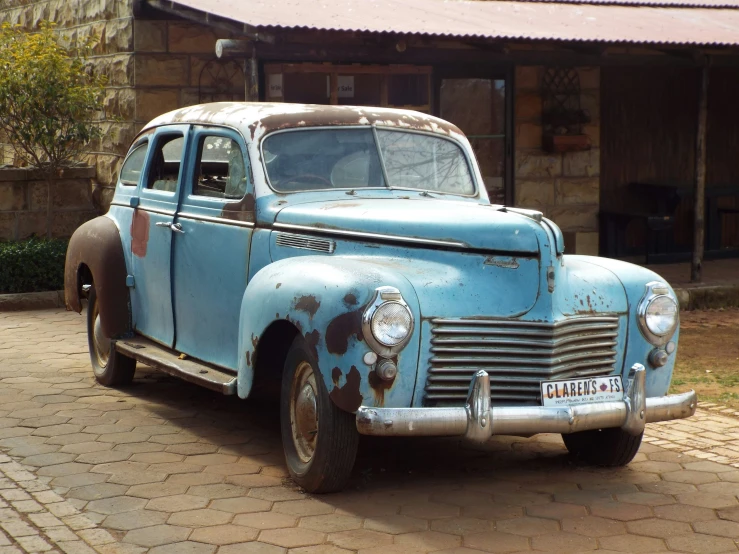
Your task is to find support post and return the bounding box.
[691,63,709,282]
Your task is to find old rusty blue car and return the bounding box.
[65,102,696,492]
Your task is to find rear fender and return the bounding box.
[64,216,131,338]
[238,256,421,412]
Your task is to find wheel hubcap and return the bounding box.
[92,299,110,367]
[290,361,319,463]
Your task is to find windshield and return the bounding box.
[262,128,476,196]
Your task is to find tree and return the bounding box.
[0,22,105,238]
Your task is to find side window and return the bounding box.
[119,143,148,187]
[193,136,247,199]
[147,134,184,192]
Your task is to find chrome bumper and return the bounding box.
[355,364,697,440]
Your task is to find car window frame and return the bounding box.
[259,125,480,199]
[118,139,150,188]
[187,126,250,203]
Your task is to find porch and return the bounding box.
[642,258,739,310]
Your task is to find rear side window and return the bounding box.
[193,136,247,199]
[147,135,184,192]
[119,143,148,186]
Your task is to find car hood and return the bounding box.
[273,198,544,254]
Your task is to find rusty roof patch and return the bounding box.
[157,0,739,47]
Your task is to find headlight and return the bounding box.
[362,286,415,356]
[638,282,679,345]
[645,296,678,336]
[371,302,412,346]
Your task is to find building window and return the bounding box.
[264,63,431,112]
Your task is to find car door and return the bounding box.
[171,126,254,371]
[131,125,190,347]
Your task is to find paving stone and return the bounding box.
[665,533,738,554]
[599,533,669,552]
[693,519,739,538]
[123,524,192,547]
[561,515,626,537]
[147,495,209,513]
[589,501,653,521]
[210,497,272,514]
[272,499,334,517]
[232,512,297,530]
[676,492,739,509]
[103,509,169,531]
[148,541,216,554]
[67,484,129,501]
[86,496,147,515]
[167,508,232,528]
[626,517,692,538]
[258,527,326,548]
[217,542,285,554]
[463,530,529,552]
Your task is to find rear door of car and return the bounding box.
[131,125,190,347]
[171,125,254,370]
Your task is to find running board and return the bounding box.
[115,336,237,395]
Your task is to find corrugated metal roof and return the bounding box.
[504,0,739,8]
[165,0,739,46]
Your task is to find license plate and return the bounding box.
[540,376,624,407]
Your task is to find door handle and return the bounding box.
[155,221,185,234]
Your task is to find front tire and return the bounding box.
[86,286,136,387]
[280,335,359,493]
[562,428,643,467]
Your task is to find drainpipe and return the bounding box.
[691,59,709,283]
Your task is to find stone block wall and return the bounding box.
[514,66,601,255]
[0,1,241,212]
[0,167,100,240]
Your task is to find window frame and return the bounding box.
[259,125,480,199]
[144,132,187,195]
[433,65,514,205]
[118,140,150,188]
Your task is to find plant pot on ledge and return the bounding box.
[543,134,592,153]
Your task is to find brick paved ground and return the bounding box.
[3,308,739,553]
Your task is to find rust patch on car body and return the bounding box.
[329,366,363,413]
[220,192,256,223]
[343,293,358,307]
[294,295,320,319]
[251,334,259,350]
[331,367,342,387]
[130,210,150,258]
[326,305,366,355]
[246,351,251,366]
[368,370,396,406]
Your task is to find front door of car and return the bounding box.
[131,125,190,347]
[171,126,254,371]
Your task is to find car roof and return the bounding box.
[143,102,465,142]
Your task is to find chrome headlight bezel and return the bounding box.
[362,286,414,358]
[637,281,679,346]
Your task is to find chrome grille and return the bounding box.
[275,232,335,253]
[425,316,619,406]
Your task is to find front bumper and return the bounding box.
[356,364,696,440]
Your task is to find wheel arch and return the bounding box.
[64,216,132,339]
[236,256,421,412]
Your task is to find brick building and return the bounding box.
[2,0,739,261]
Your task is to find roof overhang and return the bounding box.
[144,0,739,48]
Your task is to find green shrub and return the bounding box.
[0,237,68,294]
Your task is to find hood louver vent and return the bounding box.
[275,232,336,254]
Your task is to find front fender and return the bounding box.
[568,255,680,397]
[64,215,131,338]
[237,256,421,411]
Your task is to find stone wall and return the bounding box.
[0,1,241,211]
[514,66,601,255]
[0,167,100,240]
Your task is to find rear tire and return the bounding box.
[280,335,358,493]
[87,286,136,387]
[562,428,643,467]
